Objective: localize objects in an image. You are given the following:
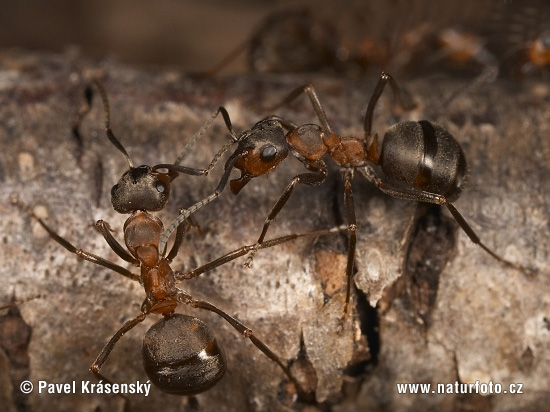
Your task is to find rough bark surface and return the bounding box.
[0,49,549,412]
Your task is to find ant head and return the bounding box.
[142,314,226,395]
[91,80,179,214]
[111,166,176,214]
[227,119,289,194]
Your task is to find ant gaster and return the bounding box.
[163,72,535,318]
[13,81,305,396]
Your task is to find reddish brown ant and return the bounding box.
[484,1,550,79]
[13,81,343,398]
[525,30,550,68]
[162,72,535,319]
[510,30,550,77]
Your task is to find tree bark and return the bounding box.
[1,49,549,412]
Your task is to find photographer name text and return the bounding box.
[21,380,151,396]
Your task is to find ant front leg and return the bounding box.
[244,162,327,268]
[176,291,304,395]
[175,225,348,281]
[158,155,239,254]
[164,217,195,262]
[158,107,243,254]
[95,220,140,265]
[12,196,139,282]
[358,166,537,277]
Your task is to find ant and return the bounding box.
[207,8,340,75]
[513,30,550,77]
[485,0,550,79]
[434,26,500,97]
[13,80,336,398]
[162,71,535,319]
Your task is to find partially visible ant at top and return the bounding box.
[434,27,499,79]
[162,71,536,321]
[210,6,499,81]
[209,3,549,86]
[207,8,341,75]
[373,24,500,105]
[485,0,550,78]
[13,80,343,401]
[394,25,498,76]
[500,30,550,78]
[522,30,550,75]
[429,26,499,105]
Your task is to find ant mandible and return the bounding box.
[163,72,535,317]
[12,81,307,396]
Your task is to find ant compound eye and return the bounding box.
[156,181,167,193]
[260,145,278,162]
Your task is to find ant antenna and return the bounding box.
[0,291,42,310]
[158,157,236,255]
[173,106,239,167]
[158,107,242,253]
[92,79,134,169]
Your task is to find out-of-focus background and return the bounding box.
[0,0,548,76]
[1,1,550,412]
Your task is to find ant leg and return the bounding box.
[158,107,245,253]
[96,216,197,265]
[271,84,333,132]
[342,170,357,316]
[90,311,148,409]
[363,72,416,140]
[175,225,348,281]
[158,154,240,254]
[164,219,190,262]
[12,197,139,282]
[95,220,140,265]
[364,72,390,138]
[164,214,201,262]
[444,64,499,107]
[244,166,327,268]
[358,166,536,277]
[443,203,536,277]
[90,312,147,376]
[177,291,302,392]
